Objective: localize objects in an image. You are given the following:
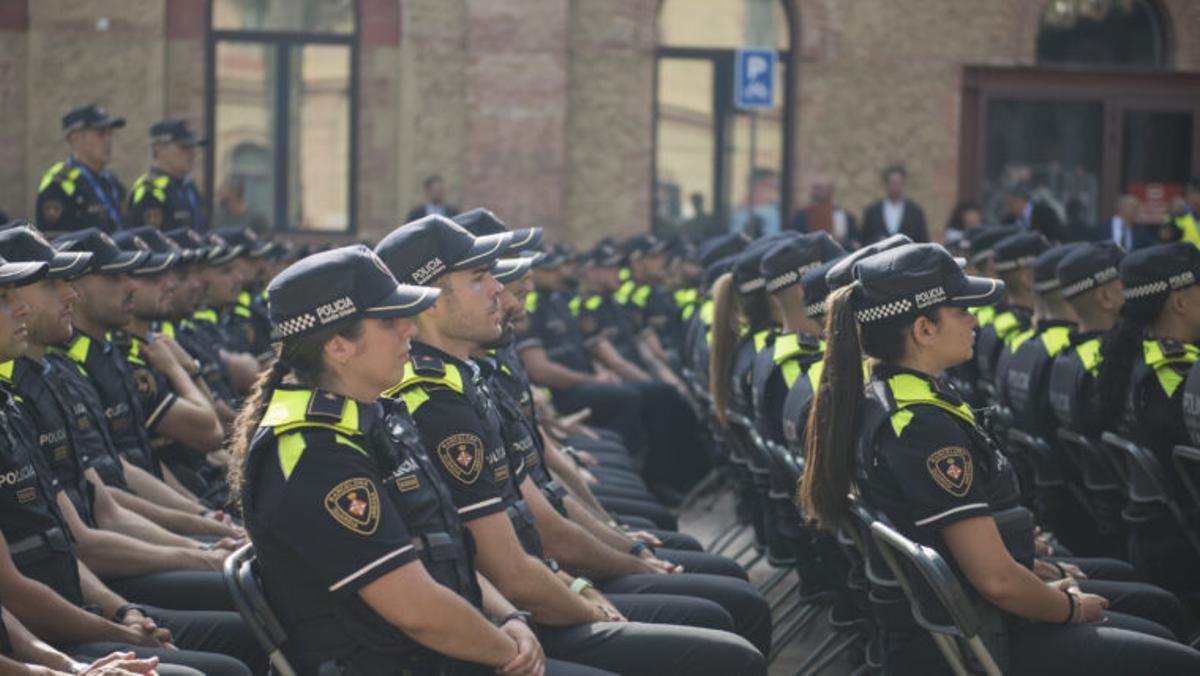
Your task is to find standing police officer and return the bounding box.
[127,119,207,232]
[36,104,127,234]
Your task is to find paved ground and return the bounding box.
[678,488,858,676]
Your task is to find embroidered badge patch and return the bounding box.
[130,368,158,404]
[40,200,63,226]
[926,446,973,497]
[437,433,484,484]
[578,315,597,335]
[324,477,381,535]
[142,207,163,227]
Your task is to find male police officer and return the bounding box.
[127,119,207,231]
[36,104,127,233]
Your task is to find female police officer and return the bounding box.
[230,245,612,676]
[799,242,1200,675]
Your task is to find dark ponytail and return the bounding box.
[227,319,364,504]
[1096,295,1166,425]
[801,285,864,528]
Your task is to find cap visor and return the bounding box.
[46,251,94,280]
[492,257,533,284]
[365,284,441,319]
[454,232,511,270]
[0,261,49,287]
[208,245,243,265]
[949,275,1006,308]
[100,116,126,130]
[98,250,147,273]
[503,228,543,254]
[132,252,177,276]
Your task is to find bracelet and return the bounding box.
[496,610,533,628]
[569,577,594,595]
[113,603,149,623]
[1052,561,1067,578]
[1061,590,1076,625]
[629,541,652,557]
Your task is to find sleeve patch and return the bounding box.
[437,433,485,484]
[927,446,973,497]
[324,477,381,535]
[40,199,64,226]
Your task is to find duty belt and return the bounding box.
[9,527,70,567]
[410,532,460,563]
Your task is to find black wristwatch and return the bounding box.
[496,610,533,628]
[113,603,149,623]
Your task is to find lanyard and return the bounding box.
[173,179,202,230]
[67,157,123,228]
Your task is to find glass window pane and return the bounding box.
[659,0,789,50]
[212,0,354,34]
[1123,110,1193,224]
[726,62,785,236]
[655,59,717,238]
[982,99,1103,236]
[288,44,351,231]
[1037,0,1164,68]
[213,42,277,229]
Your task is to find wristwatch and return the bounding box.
[496,610,533,628]
[113,603,149,623]
[629,541,653,556]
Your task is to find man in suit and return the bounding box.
[859,165,929,244]
[1003,182,1067,243]
[789,177,858,248]
[405,174,459,221]
[1109,193,1153,250]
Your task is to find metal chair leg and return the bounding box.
[797,630,862,676]
[709,520,748,554]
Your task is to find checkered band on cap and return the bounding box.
[855,298,914,324]
[805,299,828,318]
[766,262,821,294]
[1122,270,1196,300]
[993,254,1038,272]
[1061,265,1118,299]
[1033,278,1060,293]
[737,278,765,294]
[275,312,318,338]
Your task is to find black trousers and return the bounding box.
[105,570,233,612]
[64,606,263,676]
[597,573,771,655]
[539,621,764,676]
[603,496,678,530]
[625,381,710,490]
[553,383,648,452]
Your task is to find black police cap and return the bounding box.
[621,234,669,263]
[149,118,207,147]
[205,232,244,265]
[800,257,845,320]
[702,254,739,290]
[0,223,92,280]
[452,208,542,255]
[268,245,440,340]
[761,232,845,294]
[992,231,1049,273]
[53,228,146,274]
[1119,242,1200,303]
[852,243,1005,324]
[1031,243,1082,293]
[587,243,625,268]
[967,225,1019,264]
[824,234,913,292]
[733,233,794,294]
[1056,241,1124,299]
[215,226,274,259]
[62,103,125,135]
[162,227,211,264]
[376,215,511,286]
[492,257,534,284]
[697,232,751,268]
[113,231,178,277]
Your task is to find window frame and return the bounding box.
[204,0,360,233]
[652,0,797,236]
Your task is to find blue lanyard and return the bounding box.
[67,157,123,228]
[174,178,202,229]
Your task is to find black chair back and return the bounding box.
[223,543,298,676]
[1103,432,1200,557]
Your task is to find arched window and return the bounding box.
[1037,0,1167,68]
[654,0,794,239]
[207,0,357,232]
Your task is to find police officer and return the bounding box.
[0,250,259,675]
[213,226,277,363]
[1094,243,1200,593]
[127,119,207,231]
[233,244,619,676]
[799,242,1200,675]
[375,216,766,675]
[976,231,1044,393]
[614,234,685,368]
[36,104,127,234]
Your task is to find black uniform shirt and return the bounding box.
[519,289,595,374]
[44,352,131,490]
[221,289,274,361]
[575,293,644,367]
[127,168,205,231]
[36,158,126,233]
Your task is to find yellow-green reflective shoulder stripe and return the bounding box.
[886,372,976,437]
[0,361,12,382]
[632,285,652,308]
[568,296,581,316]
[584,295,603,311]
[752,329,771,353]
[38,162,66,192]
[399,387,429,413]
[525,291,539,314]
[781,359,801,388]
[397,360,464,394]
[1143,340,1200,398]
[335,434,367,456]
[277,432,306,480]
[1077,339,1103,376]
[1040,326,1072,357]
[234,306,252,318]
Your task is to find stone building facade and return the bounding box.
[1,0,1198,244]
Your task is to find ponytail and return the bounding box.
[1097,295,1165,424]
[801,285,864,529]
[709,273,741,429]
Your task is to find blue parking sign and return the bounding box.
[735,49,776,109]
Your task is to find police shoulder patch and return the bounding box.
[578,315,597,335]
[926,446,973,497]
[142,207,163,227]
[40,199,64,226]
[324,477,381,535]
[130,367,158,404]
[436,433,484,484]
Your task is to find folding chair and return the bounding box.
[1056,428,1127,538]
[1172,444,1200,514]
[223,543,298,676]
[869,521,1003,676]
[1102,432,1200,558]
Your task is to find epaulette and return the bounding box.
[260,388,361,438]
[411,352,445,377]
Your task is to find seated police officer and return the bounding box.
[376,216,766,675]
[977,231,1044,398]
[213,226,277,366]
[0,251,260,675]
[0,224,237,543]
[799,242,1200,675]
[610,235,688,387]
[233,244,618,675]
[1095,243,1200,594]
